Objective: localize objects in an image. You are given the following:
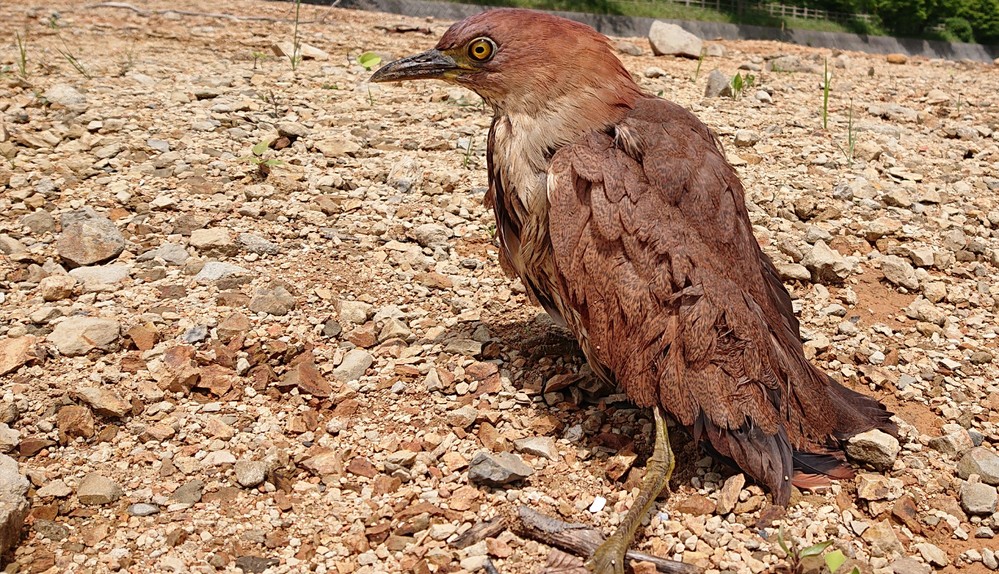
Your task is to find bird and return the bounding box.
[371,9,896,572]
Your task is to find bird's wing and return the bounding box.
[546,97,889,502]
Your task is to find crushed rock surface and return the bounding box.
[1,0,998,573]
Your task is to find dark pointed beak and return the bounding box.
[370,49,460,83]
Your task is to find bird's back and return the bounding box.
[536,96,895,503]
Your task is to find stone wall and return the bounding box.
[335,0,999,63]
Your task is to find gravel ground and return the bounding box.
[1,1,998,573]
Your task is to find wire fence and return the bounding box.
[612,0,877,25]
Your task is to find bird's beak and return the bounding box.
[370,49,461,83]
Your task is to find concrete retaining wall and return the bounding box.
[333,0,999,63]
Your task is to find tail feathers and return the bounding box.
[695,413,794,506]
[820,369,898,439]
[793,451,854,479]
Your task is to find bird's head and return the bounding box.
[370,9,641,116]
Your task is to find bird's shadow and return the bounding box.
[446,312,705,492]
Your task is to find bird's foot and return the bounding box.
[585,536,628,574]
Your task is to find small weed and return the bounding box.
[58,41,92,79]
[729,72,755,99]
[776,524,854,574]
[357,51,381,71]
[367,86,376,106]
[462,137,474,168]
[289,0,302,71]
[15,32,28,79]
[822,58,831,129]
[691,48,705,82]
[243,138,284,177]
[322,82,339,90]
[116,44,137,77]
[251,51,269,71]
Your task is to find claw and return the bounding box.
[585,406,676,574]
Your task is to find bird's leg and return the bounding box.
[585,406,675,574]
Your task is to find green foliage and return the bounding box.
[825,549,847,572]
[691,48,706,83]
[822,58,831,130]
[943,16,975,41]
[14,32,28,79]
[730,72,756,99]
[243,138,284,176]
[58,41,92,79]
[289,0,302,71]
[357,52,382,71]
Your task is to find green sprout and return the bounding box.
[822,58,831,129]
[243,138,284,176]
[15,32,28,79]
[358,51,382,71]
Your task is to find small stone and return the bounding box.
[281,358,331,397]
[862,520,904,558]
[0,424,17,453]
[57,405,95,443]
[889,556,931,574]
[880,255,919,290]
[856,473,904,501]
[846,429,900,471]
[128,503,160,517]
[48,316,121,356]
[194,262,250,283]
[446,405,479,429]
[234,460,269,488]
[36,479,72,498]
[588,496,606,513]
[983,549,998,570]
[675,494,716,515]
[715,473,745,515]
[411,223,450,248]
[615,41,642,56]
[68,263,131,286]
[886,53,907,64]
[139,242,190,265]
[38,274,77,301]
[915,542,948,567]
[189,228,236,256]
[802,240,850,283]
[961,481,998,515]
[958,448,999,485]
[235,555,280,573]
[77,473,122,505]
[733,130,759,147]
[332,349,373,382]
[44,83,88,110]
[0,336,36,376]
[338,300,372,325]
[704,69,732,98]
[513,436,558,461]
[271,41,328,60]
[468,451,534,486]
[929,425,974,457]
[70,387,130,418]
[648,21,702,58]
[169,480,204,505]
[56,213,125,267]
[0,454,29,556]
[249,285,296,316]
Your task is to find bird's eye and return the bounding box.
[467,37,496,62]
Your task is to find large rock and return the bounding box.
[0,454,29,557]
[961,481,998,515]
[957,447,999,485]
[880,255,919,290]
[332,349,373,383]
[802,240,850,283]
[56,213,125,268]
[468,451,534,486]
[0,336,36,376]
[48,316,121,356]
[77,473,122,505]
[648,21,702,58]
[846,429,900,471]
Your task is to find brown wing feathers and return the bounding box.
[547,96,894,502]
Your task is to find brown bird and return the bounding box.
[372,9,895,572]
